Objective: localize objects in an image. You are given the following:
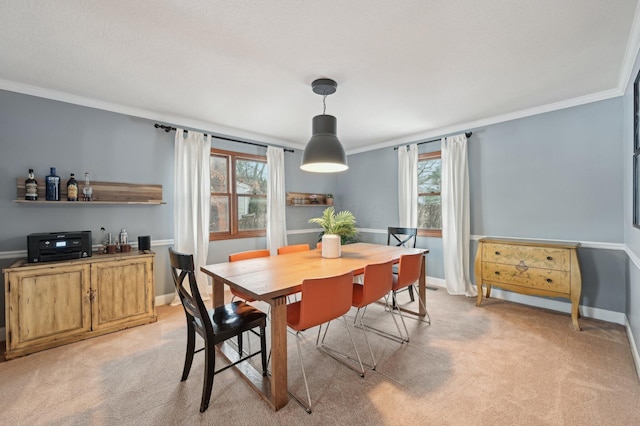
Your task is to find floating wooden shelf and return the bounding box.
[286,192,333,207]
[14,178,165,205]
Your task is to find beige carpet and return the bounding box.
[1,289,639,426]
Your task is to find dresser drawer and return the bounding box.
[482,261,571,294]
[482,243,570,271]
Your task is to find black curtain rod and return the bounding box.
[154,123,295,153]
[393,132,473,151]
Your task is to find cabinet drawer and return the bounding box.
[482,243,570,271]
[482,261,570,294]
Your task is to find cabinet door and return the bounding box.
[91,257,155,331]
[6,264,91,353]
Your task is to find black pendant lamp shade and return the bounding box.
[300,79,349,173]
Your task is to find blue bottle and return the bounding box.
[45,167,60,201]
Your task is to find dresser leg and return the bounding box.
[571,302,581,331]
[476,284,483,306]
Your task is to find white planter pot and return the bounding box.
[321,234,341,258]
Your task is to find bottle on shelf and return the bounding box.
[82,172,93,201]
[45,167,60,201]
[25,169,38,201]
[67,173,79,201]
[119,228,128,245]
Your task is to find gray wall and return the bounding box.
[339,98,626,312]
[0,89,336,328]
[0,83,632,333]
[623,43,640,358]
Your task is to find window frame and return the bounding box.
[417,151,442,238]
[209,148,267,241]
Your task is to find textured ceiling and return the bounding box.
[0,0,638,153]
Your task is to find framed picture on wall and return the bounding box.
[634,69,640,227]
[635,69,640,151]
[635,153,640,228]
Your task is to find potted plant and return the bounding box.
[309,207,357,258]
[325,193,334,206]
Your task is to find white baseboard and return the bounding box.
[627,316,640,381]
[482,288,626,325]
[155,293,177,306]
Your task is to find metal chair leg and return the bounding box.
[288,331,313,414]
[355,296,406,344]
[317,317,366,377]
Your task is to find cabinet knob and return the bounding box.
[546,256,553,261]
[546,278,552,283]
[494,271,500,275]
[495,251,500,255]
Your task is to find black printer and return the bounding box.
[27,231,92,263]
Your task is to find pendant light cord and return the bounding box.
[322,94,327,115]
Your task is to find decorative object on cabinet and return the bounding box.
[309,207,358,258]
[474,237,582,330]
[14,178,165,204]
[286,192,333,206]
[3,251,157,359]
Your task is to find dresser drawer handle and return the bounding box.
[495,251,500,255]
[494,271,500,275]
[546,278,552,283]
[546,256,553,261]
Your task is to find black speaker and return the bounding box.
[138,235,151,251]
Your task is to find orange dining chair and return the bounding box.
[168,248,267,413]
[316,242,322,250]
[387,227,418,302]
[287,270,364,413]
[321,259,400,370]
[277,243,310,255]
[228,249,271,302]
[391,252,430,342]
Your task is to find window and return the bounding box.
[210,148,268,240]
[417,151,442,237]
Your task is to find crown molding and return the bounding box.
[347,88,623,155]
[619,0,640,91]
[0,79,304,151]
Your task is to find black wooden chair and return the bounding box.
[387,227,418,302]
[168,248,268,413]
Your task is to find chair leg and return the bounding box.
[355,309,377,370]
[237,333,243,356]
[407,285,415,302]
[318,318,366,376]
[200,344,216,413]
[182,323,196,381]
[260,323,268,376]
[413,284,431,324]
[356,296,406,344]
[289,331,313,414]
[392,291,410,342]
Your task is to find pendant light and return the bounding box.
[300,78,348,173]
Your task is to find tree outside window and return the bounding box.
[210,149,267,240]
[417,151,442,237]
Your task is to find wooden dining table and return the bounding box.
[200,242,429,411]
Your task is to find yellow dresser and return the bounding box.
[474,238,582,330]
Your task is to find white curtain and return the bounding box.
[172,128,211,304]
[266,146,287,255]
[441,134,476,296]
[398,144,418,228]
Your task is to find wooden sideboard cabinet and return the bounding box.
[474,238,582,330]
[3,251,157,359]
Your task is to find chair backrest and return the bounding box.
[168,247,213,335]
[360,260,394,306]
[387,227,417,248]
[277,244,310,255]
[296,271,354,330]
[396,252,423,288]
[229,249,270,262]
